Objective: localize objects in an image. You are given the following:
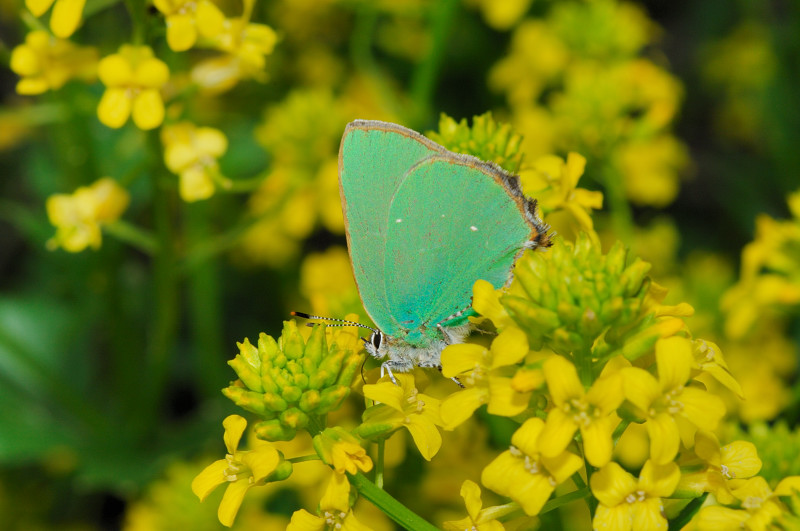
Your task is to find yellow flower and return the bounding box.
[153,0,225,51]
[440,327,534,429]
[590,460,680,531]
[287,472,371,531]
[677,430,761,504]
[313,427,373,476]
[481,417,583,516]
[443,480,505,531]
[622,337,726,464]
[161,122,228,202]
[97,45,169,130]
[299,246,362,319]
[518,151,603,241]
[691,339,743,399]
[10,30,97,95]
[471,279,518,331]
[25,0,85,38]
[539,354,623,467]
[191,0,277,92]
[615,136,689,208]
[357,373,443,461]
[191,415,289,528]
[46,177,129,252]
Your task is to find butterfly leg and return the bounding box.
[380,362,398,384]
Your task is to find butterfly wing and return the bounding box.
[338,120,446,336]
[383,153,537,346]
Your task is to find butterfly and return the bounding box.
[295,120,550,382]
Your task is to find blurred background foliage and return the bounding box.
[2,0,800,528]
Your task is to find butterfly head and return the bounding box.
[291,311,386,360]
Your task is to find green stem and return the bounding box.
[184,201,224,397]
[575,346,593,388]
[540,488,592,515]
[289,454,321,464]
[375,439,385,489]
[409,0,459,124]
[124,0,147,45]
[104,220,158,255]
[348,472,439,531]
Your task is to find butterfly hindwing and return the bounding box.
[384,154,534,345]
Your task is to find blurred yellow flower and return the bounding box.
[465,0,532,31]
[192,415,288,528]
[10,30,97,95]
[161,121,228,202]
[481,417,583,516]
[25,0,85,38]
[442,480,504,531]
[97,45,169,130]
[46,177,129,252]
[192,0,277,93]
[591,460,679,531]
[153,0,225,52]
[299,246,361,319]
[616,136,689,208]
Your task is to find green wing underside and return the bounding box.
[339,121,532,346]
[385,156,531,345]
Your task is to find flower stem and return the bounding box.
[349,472,439,531]
[375,439,385,489]
[104,220,157,255]
[539,487,592,515]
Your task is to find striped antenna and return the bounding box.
[290,311,378,334]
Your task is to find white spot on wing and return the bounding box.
[396,218,402,223]
[470,226,478,232]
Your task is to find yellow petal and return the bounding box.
[441,343,486,378]
[538,407,577,458]
[441,387,487,430]
[180,167,215,202]
[655,337,693,390]
[50,0,86,38]
[196,0,226,38]
[489,326,528,368]
[472,279,514,329]
[694,506,750,530]
[166,13,197,52]
[679,387,725,430]
[26,0,55,16]
[98,54,133,87]
[218,479,250,527]
[510,417,546,457]
[287,509,325,531]
[647,413,680,465]
[241,445,279,482]
[223,414,247,454]
[17,78,49,95]
[693,430,721,466]
[136,57,170,87]
[97,88,131,128]
[10,45,40,76]
[543,354,583,405]
[362,381,405,411]
[320,471,351,513]
[540,447,583,484]
[581,416,618,467]
[486,375,530,417]
[460,480,482,521]
[586,371,624,414]
[631,497,668,531]
[639,460,680,498]
[721,441,761,479]
[195,127,228,157]
[593,504,632,531]
[164,143,197,172]
[132,89,164,130]
[191,459,228,501]
[774,476,800,496]
[406,417,442,460]
[622,367,660,412]
[591,462,637,507]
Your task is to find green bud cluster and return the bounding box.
[223,321,363,441]
[427,112,525,174]
[503,233,652,357]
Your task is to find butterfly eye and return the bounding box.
[371,331,383,350]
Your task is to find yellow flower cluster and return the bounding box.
[161,122,228,202]
[490,0,688,207]
[46,177,129,252]
[10,30,96,94]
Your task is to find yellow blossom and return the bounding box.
[518,151,603,240]
[10,30,97,95]
[192,415,290,528]
[357,374,443,461]
[622,337,726,464]
[161,121,228,202]
[25,0,85,38]
[539,354,623,467]
[443,480,505,531]
[153,0,225,51]
[97,45,169,130]
[440,327,534,430]
[46,177,129,252]
[590,460,680,531]
[287,472,371,531]
[481,417,583,516]
[191,0,277,92]
[312,427,373,476]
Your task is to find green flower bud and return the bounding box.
[224,320,363,441]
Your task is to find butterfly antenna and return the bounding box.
[290,311,378,333]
